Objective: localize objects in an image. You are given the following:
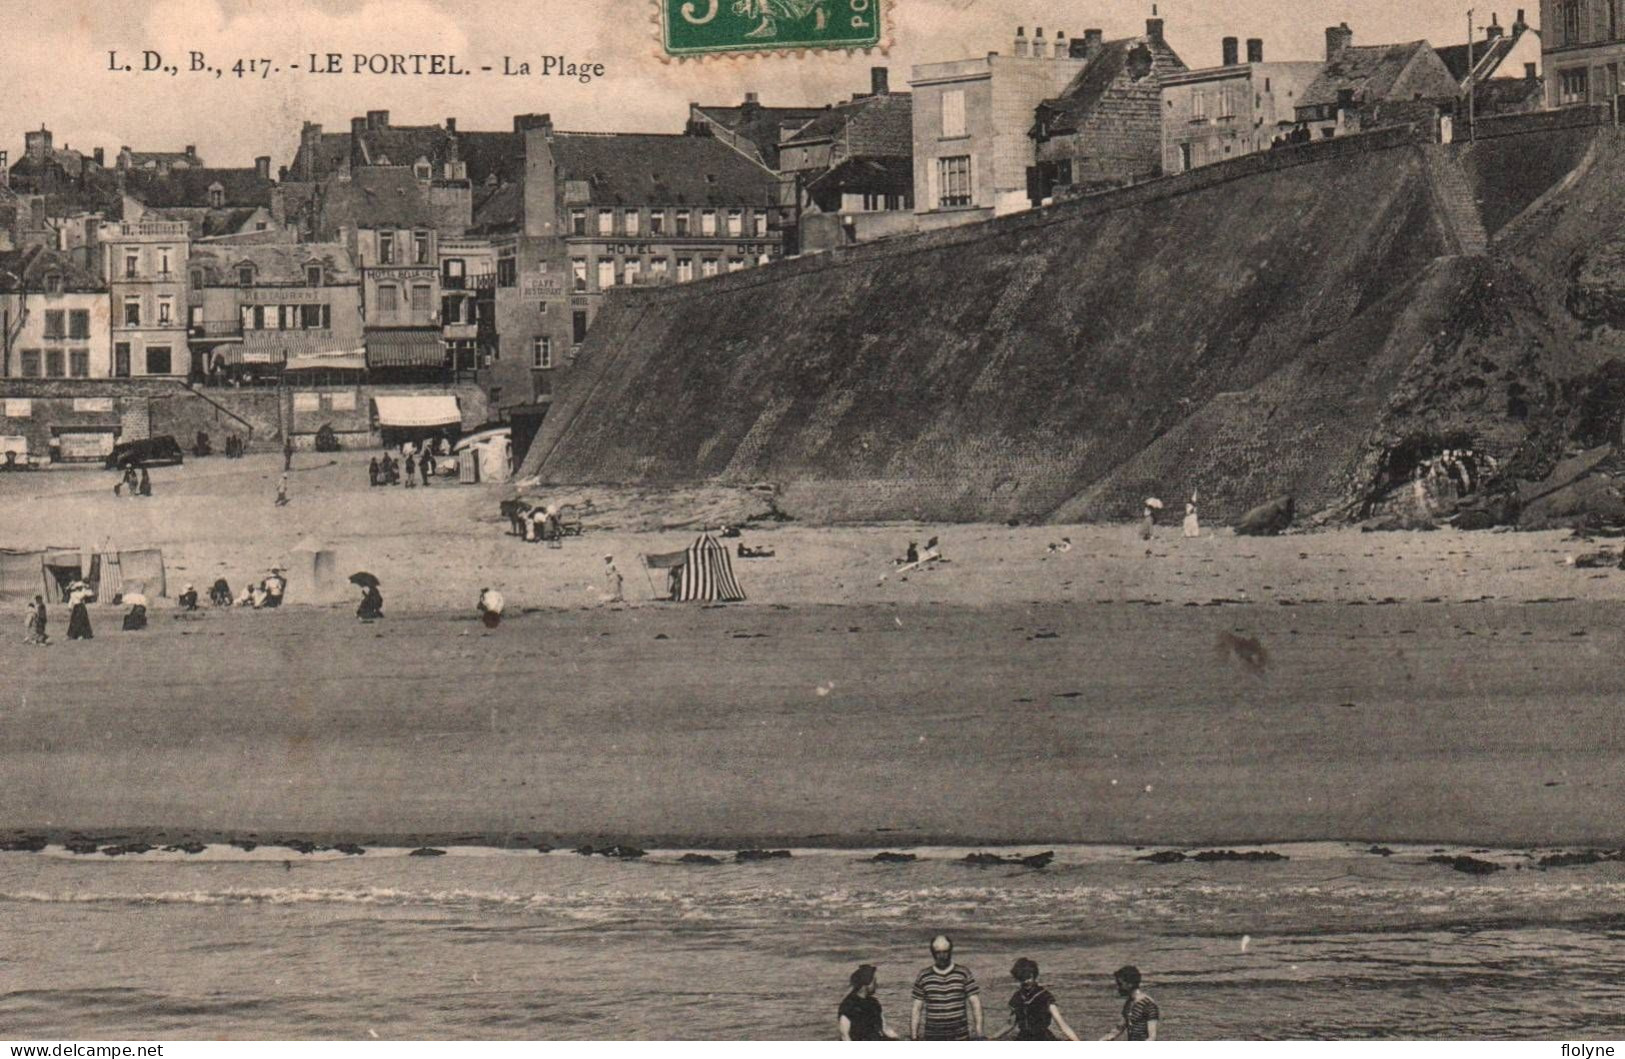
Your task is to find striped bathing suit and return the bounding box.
[913,964,979,1040]
[1123,995,1160,1040]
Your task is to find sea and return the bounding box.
[2,841,1623,1040]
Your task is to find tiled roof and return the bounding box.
[1300,42,1442,108]
[289,132,351,181]
[125,150,195,166]
[124,167,274,208]
[1435,33,1516,83]
[470,181,523,233]
[805,155,913,194]
[289,124,522,187]
[1037,37,1188,131]
[146,206,264,238]
[549,132,778,207]
[187,241,357,286]
[781,93,913,159]
[690,103,829,168]
[317,167,433,230]
[0,245,105,292]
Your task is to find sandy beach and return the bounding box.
[2,453,1623,849]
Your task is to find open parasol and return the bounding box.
[349,572,381,589]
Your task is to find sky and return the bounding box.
[2,0,1519,167]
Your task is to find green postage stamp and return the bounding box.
[661,0,884,56]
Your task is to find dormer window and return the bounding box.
[414,159,431,181]
[208,184,225,207]
[306,264,323,287]
[43,273,63,294]
[237,264,255,287]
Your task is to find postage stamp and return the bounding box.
[660,0,884,56]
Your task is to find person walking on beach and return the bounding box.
[368,457,380,487]
[911,935,982,1040]
[66,582,93,640]
[1101,966,1159,1041]
[404,453,417,489]
[478,586,504,628]
[996,959,1080,1041]
[604,555,624,603]
[839,964,901,1040]
[138,467,152,497]
[275,474,290,506]
[1183,496,1200,539]
[420,450,434,486]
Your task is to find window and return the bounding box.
[701,209,717,236]
[941,89,967,138]
[1219,85,1236,119]
[727,258,744,273]
[43,272,63,294]
[1563,1,1579,44]
[651,257,669,280]
[571,209,587,236]
[114,343,131,378]
[69,310,89,339]
[190,268,204,289]
[675,209,691,236]
[124,253,139,279]
[754,211,768,237]
[937,155,973,207]
[497,252,517,288]
[19,350,41,377]
[208,186,224,207]
[378,285,398,315]
[146,346,172,375]
[238,265,255,287]
[531,336,552,369]
[301,304,329,329]
[442,259,465,285]
[123,297,141,326]
[701,258,719,277]
[572,309,589,345]
[157,296,173,325]
[538,301,548,314]
[650,209,665,235]
[598,209,615,236]
[572,257,588,292]
[676,257,693,282]
[307,265,323,287]
[378,231,395,264]
[411,284,432,313]
[43,310,65,339]
[624,259,642,284]
[415,161,431,181]
[158,247,172,276]
[69,349,89,377]
[1192,90,1207,120]
[1561,67,1591,104]
[724,209,742,237]
[413,231,429,264]
[597,259,614,289]
[45,350,65,377]
[624,210,640,236]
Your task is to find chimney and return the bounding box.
[366,110,389,130]
[1147,5,1164,44]
[1525,61,1538,80]
[1513,8,1528,32]
[1247,37,1264,63]
[0,152,7,188]
[301,122,322,182]
[255,155,271,181]
[350,117,367,169]
[93,147,104,167]
[1326,22,1353,60]
[1014,26,1029,57]
[513,113,553,134]
[743,91,760,112]
[1486,12,1504,39]
[1033,27,1047,59]
[870,66,889,94]
[445,117,457,134]
[185,144,197,162]
[1222,36,1240,66]
[1054,30,1068,57]
[1084,28,1105,57]
[278,165,289,182]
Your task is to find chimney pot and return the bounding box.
[870,66,889,94]
[185,144,196,159]
[1147,16,1165,43]
[93,147,104,167]
[744,91,759,105]
[255,155,271,181]
[1033,27,1047,58]
[366,110,389,130]
[1514,8,1527,31]
[1326,23,1353,60]
[1014,26,1030,57]
[1222,36,1240,66]
[1247,37,1264,63]
[445,117,457,133]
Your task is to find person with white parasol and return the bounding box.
[66,581,95,640]
[1140,498,1163,541]
[121,590,149,631]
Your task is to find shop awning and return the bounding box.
[284,349,366,372]
[214,334,345,366]
[372,395,461,428]
[366,329,445,368]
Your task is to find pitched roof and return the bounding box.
[1036,36,1188,132]
[781,93,913,159]
[0,245,105,292]
[470,181,523,233]
[289,132,351,181]
[456,130,524,187]
[1301,41,1439,108]
[690,103,829,168]
[188,241,358,286]
[805,155,914,194]
[146,205,266,238]
[289,124,523,187]
[1435,33,1517,83]
[124,166,274,208]
[1473,74,1544,110]
[548,132,779,207]
[317,167,433,230]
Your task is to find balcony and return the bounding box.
[110,221,190,238]
[189,320,244,342]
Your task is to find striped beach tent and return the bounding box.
[675,534,746,602]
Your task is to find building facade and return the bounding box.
[1295,27,1462,138]
[102,219,191,378]
[0,246,111,382]
[1162,42,1324,173]
[910,32,1088,226]
[1541,0,1625,105]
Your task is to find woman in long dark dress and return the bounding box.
[357,585,384,620]
[67,585,93,640]
[121,602,147,631]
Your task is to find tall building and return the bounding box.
[1540,0,1621,105]
[909,27,1088,226]
[1162,38,1323,173]
[0,245,111,380]
[101,218,191,377]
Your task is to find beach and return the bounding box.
[2,454,1624,850]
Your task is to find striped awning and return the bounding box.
[366,329,445,368]
[214,334,344,366]
[285,349,366,372]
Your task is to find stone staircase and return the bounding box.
[1420,145,1489,255]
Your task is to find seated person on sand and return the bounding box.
[178,584,199,611]
[235,584,255,607]
[250,583,268,609]
[898,541,920,566]
[919,536,942,563]
[737,542,775,559]
[210,579,232,607]
[121,599,147,631]
[263,572,286,608]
